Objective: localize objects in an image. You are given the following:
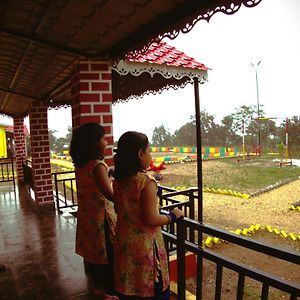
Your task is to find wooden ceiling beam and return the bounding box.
[0,27,103,59]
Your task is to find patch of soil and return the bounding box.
[202,180,300,234]
[157,160,300,233]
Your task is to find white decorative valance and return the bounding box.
[112,60,208,83]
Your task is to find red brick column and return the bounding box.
[71,60,114,166]
[13,117,26,182]
[29,101,54,208]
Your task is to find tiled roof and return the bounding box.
[5,125,30,136]
[0,0,260,116]
[127,41,209,71]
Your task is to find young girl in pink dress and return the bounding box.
[70,123,118,299]
[113,131,183,300]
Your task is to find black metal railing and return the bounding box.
[163,217,300,300]
[52,170,77,213]
[51,178,300,299]
[22,158,33,189]
[0,157,16,191]
[158,187,300,300]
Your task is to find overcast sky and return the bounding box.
[1,0,299,141]
[113,0,300,140]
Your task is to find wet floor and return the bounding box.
[0,183,98,299]
[0,183,178,300]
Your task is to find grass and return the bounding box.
[50,155,300,194]
[159,157,300,194]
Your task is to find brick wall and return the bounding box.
[29,101,54,206]
[71,60,114,166]
[13,117,26,181]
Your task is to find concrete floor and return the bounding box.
[0,183,98,299]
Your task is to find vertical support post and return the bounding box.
[242,120,245,159]
[255,67,261,146]
[71,60,114,167]
[251,61,261,146]
[285,117,289,161]
[193,77,203,299]
[29,101,54,208]
[188,190,195,243]
[13,116,26,182]
[193,78,203,226]
[176,219,186,300]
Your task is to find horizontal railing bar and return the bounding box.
[201,247,300,296]
[202,224,300,265]
[163,231,300,296]
[160,198,182,204]
[55,178,76,183]
[177,218,300,265]
[160,201,190,210]
[52,171,75,175]
[159,185,198,193]
[161,189,193,197]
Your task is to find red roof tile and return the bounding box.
[127,41,209,71]
[5,125,30,136]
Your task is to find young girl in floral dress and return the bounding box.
[113,131,183,300]
[70,123,118,299]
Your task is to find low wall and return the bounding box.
[151,147,238,158]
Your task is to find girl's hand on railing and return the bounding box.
[170,207,184,219]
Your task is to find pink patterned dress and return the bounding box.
[113,171,170,297]
[75,159,116,264]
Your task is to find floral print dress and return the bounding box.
[75,159,117,264]
[113,171,170,297]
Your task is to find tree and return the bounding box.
[278,116,300,157]
[65,126,72,143]
[220,115,241,146]
[172,111,219,146]
[47,128,72,154]
[192,111,218,146]
[173,121,196,146]
[151,125,172,146]
[230,104,267,147]
[48,130,58,154]
[288,116,300,155]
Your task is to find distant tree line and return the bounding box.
[40,105,300,158]
[47,126,72,155]
[151,105,300,157]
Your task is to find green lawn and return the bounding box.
[159,158,300,194]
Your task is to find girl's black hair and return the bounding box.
[70,123,105,168]
[113,131,148,180]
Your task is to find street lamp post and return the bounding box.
[251,61,261,146]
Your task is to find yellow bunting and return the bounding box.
[242,228,250,236]
[280,230,288,238]
[248,225,255,233]
[266,225,273,233]
[204,237,213,247]
[289,233,297,241]
[213,237,220,244]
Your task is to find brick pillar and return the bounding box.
[71,60,114,166]
[29,101,54,208]
[13,117,26,182]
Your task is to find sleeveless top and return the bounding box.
[113,171,169,296]
[75,159,117,264]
